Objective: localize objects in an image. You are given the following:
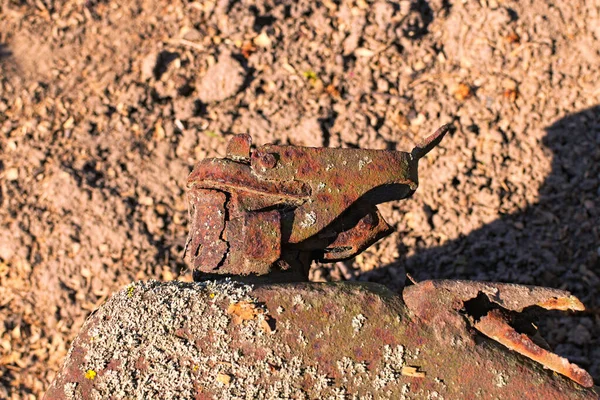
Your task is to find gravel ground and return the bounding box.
[0,0,599,398]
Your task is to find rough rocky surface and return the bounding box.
[45,280,599,400]
[0,0,599,397]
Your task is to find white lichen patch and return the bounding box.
[352,314,366,333]
[337,356,368,388]
[297,330,308,347]
[67,281,416,399]
[494,370,508,388]
[305,365,332,392]
[373,345,405,390]
[292,294,305,307]
[299,211,317,228]
[82,280,238,399]
[63,382,80,400]
[358,156,372,171]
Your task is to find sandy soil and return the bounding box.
[0,0,599,398]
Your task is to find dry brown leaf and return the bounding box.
[453,83,472,101]
[504,32,520,44]
[216,373,232,385]
[325,84,340,98]
[401,365,426,378]
[227,301,261,324]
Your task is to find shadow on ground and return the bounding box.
[0,43,12,61]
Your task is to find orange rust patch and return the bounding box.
[474,310,593,388]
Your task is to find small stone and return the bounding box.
[139,196,154,206]
[413,60,426,71]
[453,83,472,101]
[216,373,232,385]
[355,47,375,57]
[253,32,271,48]
[5,167,18,181]
[197,53,245,103]
[410,113,426,127]
[182,28,203,42]
[141,52,158,81]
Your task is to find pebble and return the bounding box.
[5,167,19,181]
[197,53,245,103]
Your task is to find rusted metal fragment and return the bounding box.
[404,279,594,388]
[411,124,451,160]
[536,295,585,311]
[46,280,598,399]
[188,158,311,201]
[226,133,251,161]
[315,207,393,261]
[474,309,594,388]
[223,210,282,275]
[186,126,450,277]
[184,189,228,271]
[251,148,277,170]
[251,143,421,243]
[405,279,585,312]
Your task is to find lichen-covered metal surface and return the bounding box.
[185,125,450,278]
[45,280,597,399]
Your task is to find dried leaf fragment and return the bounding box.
[504,32,520,44]
[325,84,340,98]
[401,366,426,378]
[453,83,472,101]
[216,373,232,385]
[227,301,262,324]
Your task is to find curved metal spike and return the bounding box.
[411,124,452,160]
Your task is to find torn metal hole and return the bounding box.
[461,291,593,388]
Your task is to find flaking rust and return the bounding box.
[403,280,594,387]
[185,124,450,278]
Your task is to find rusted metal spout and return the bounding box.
[185,125,450,278]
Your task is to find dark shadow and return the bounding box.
[358,105,600,378]
[0,44,11,61]
[399,0,434,40]
[154,51,179,80]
